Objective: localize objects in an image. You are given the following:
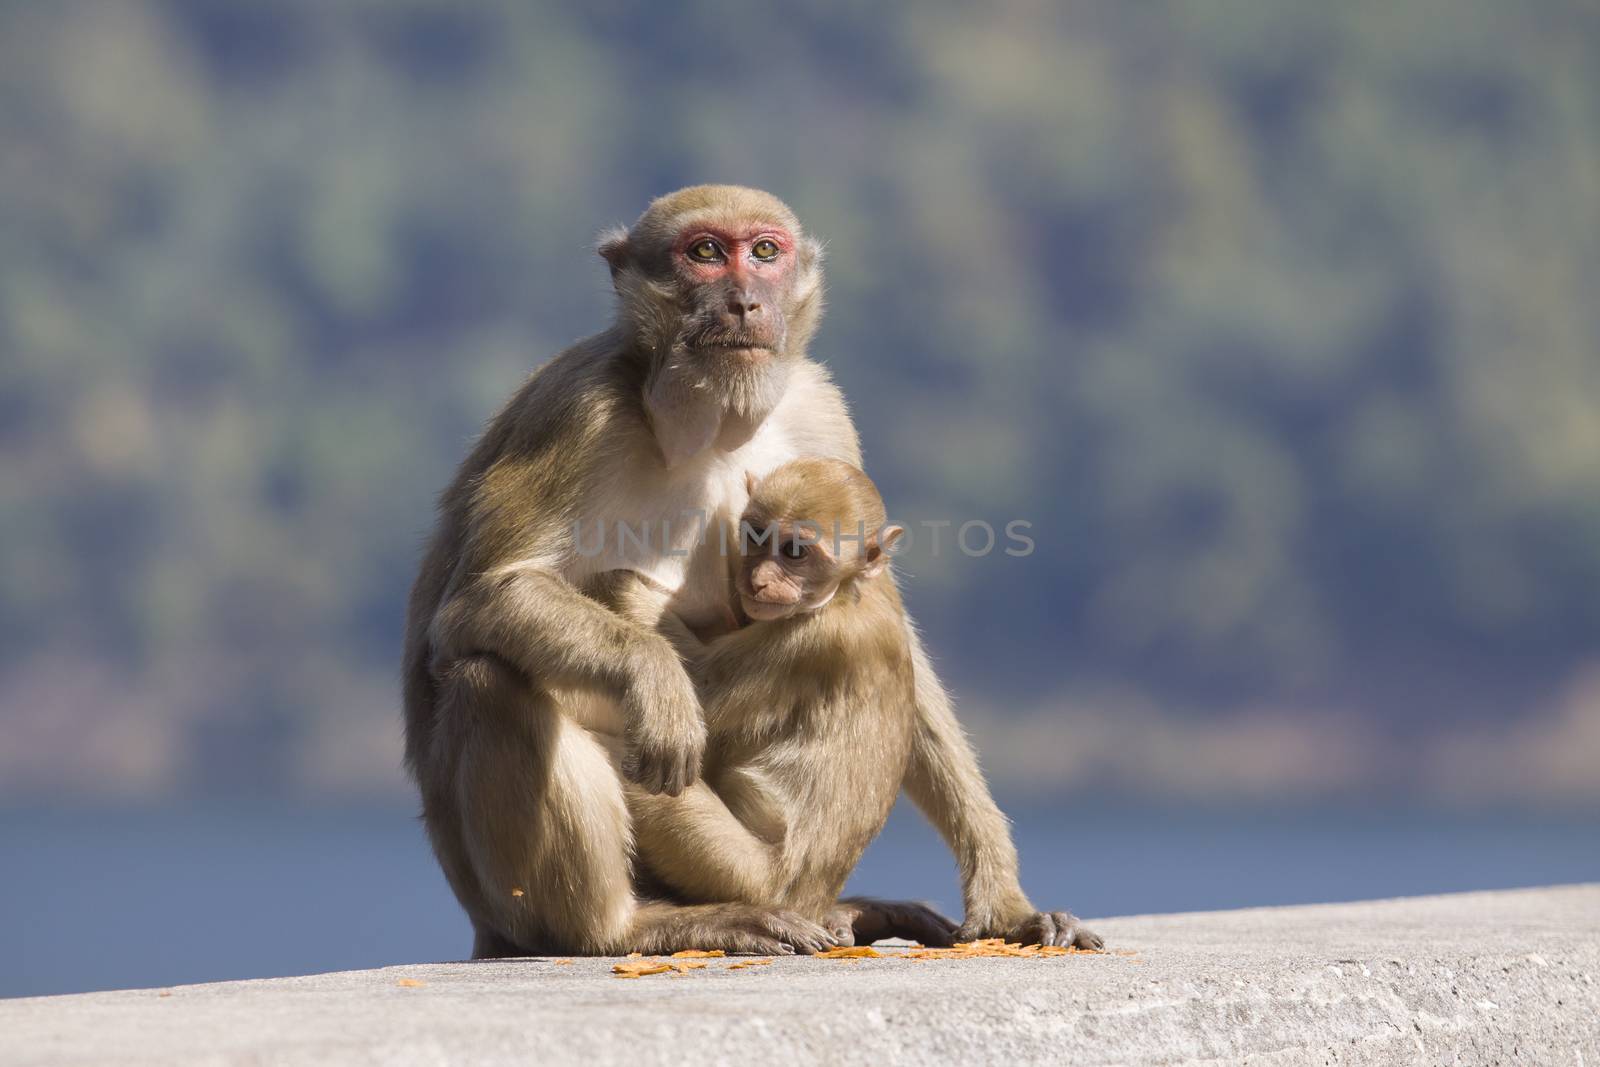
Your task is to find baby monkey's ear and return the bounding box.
[861,524,905,579]
[744,470,759,496]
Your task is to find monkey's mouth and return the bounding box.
[694,341,774,362]
[684,329,780,358]
[739,593,799,621]
[704,344,772,361]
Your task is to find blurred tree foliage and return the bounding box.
[1,0,1597,796]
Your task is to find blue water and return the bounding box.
[3,801,1596,999]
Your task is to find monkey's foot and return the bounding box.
[632,902,839,956]
[838,897,961,948]
[961,910,1103,951]
[821,905,860,946]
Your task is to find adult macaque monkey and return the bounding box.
[404,185,1099,956]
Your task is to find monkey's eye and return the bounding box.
[751,238,781,262]
[780,540,808,560]
[687,239,724,263]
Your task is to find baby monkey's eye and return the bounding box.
[687,239,723,262]
[751,238,781,261]
[780,540,808,560]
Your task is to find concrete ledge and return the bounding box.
[5,885,1597,1065]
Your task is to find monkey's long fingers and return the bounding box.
[660,751,699,798]
[619,750,650,792]
[763,911,838,955]
[1042,911,1101,950]
[823,906,860,946]
[758,940,797,956]
[1064,917,1104,951]
[645,752,671,796]
[622,745,688,796]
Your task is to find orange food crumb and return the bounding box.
[551,959,574,966]
[670,949,726,958]
[510,888,525,898]
[396,978,426,988]
[816,945,883,959]
[611,957,711,979]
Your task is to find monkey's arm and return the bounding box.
[429,563,705,796]
[580,569,709,663]
[902,628,1102,949]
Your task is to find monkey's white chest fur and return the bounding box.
[565,412,798,631]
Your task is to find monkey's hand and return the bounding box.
[959,908,1104,951]
[619,638,706,796]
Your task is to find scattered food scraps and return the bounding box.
[900,938,1105,960]
[396,978,426,988]
[552,959,575,966]
[816,945,883,958]
[612,942,1114,978]
[157,991,172,998]
[614,954,759,978]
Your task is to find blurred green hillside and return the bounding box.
[2,0,1598,802]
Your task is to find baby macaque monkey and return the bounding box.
[587,457,959,948]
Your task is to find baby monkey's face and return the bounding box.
[735,458,903,622]
[736,518,855,621]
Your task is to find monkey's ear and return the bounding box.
[597,227,631,280]
[744,470,759,496]
[800,235,825,269]
[861,524,904,578]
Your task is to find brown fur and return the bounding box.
[403,186,1100,958]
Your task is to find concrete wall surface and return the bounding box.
[3,885,1596,1066]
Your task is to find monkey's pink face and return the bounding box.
[671,224,798,359]
[737,522,845,621]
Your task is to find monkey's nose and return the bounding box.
[749,561,782,595]
[726,289,761,319]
